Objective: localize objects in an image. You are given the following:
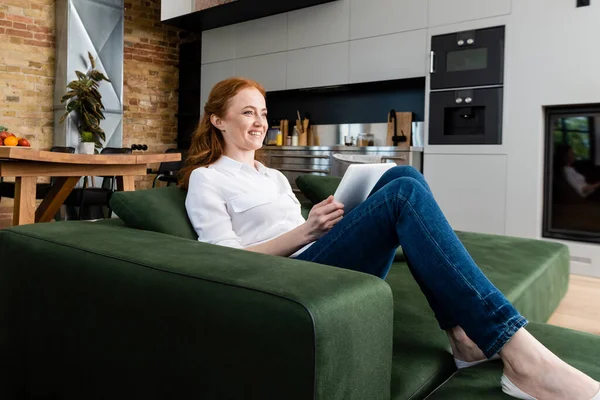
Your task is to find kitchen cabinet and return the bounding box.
[234,14,288,59]
[160,0,191,21]
[428,0,511,27]
[162,0,336,31]
[234,53,287,92]
[349,29,427,83]
[287,0,350,50]
[423,153,507,235]
[202,25,236,64]
[350,0,427,40]
[286,42,350,89]
[200,60,235,108]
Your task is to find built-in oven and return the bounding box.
[429,87,502,144]
[428,25,505,145]
[430,26,505,90]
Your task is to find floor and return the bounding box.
[548,274,600,336]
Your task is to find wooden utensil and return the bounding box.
[386,110,413,149]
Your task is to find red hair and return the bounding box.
[179,77,266,188]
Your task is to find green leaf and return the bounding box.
[88,52,96,69]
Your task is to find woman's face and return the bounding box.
[211,87,268,154]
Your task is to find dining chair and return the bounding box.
[61,147,133,220]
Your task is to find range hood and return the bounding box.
[163,0,337,32]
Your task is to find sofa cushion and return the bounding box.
[386,231,570,400]
[110,186,197,240]
[425,322,600,399]
[296,175,342,205]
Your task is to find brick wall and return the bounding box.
[123,0,189,189]
[0,0,193,225]
[0,0,55,150]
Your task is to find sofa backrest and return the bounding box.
[110,186,198,240]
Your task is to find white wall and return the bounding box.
[424,1,600,277]
[505,0,600,277]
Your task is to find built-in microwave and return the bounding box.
[430,26,505,90]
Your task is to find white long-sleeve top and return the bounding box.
[185,155,313,256]
[564,166,588,197]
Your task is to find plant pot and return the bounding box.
[79,142,95,155]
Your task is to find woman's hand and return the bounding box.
[303,196,345,242]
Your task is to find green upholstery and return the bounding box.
[426,322,600,399]
[296,175,342,205]
[110,186,197,240]
[385,231,570,399]
[0,222,393,400]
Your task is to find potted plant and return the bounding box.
[60,52,111,154]
[79,131,96,155]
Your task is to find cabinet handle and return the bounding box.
[430,51,436,74]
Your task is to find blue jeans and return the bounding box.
[295,166,527,357]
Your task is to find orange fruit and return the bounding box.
[3,136,18,146]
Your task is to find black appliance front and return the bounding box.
[431,26,505,90]
[429,87,503,145]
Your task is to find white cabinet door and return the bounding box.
[350,0,427,40]
[234,53,287,92]
[286,42,349,89]
[288,0,350,50]
[349,29,426,83]
[423,153,507,235]
[202,25,236,64]
[235,14,288,58]
[201,61,235,108]
[428,0,511,27]
[160,0,192,21]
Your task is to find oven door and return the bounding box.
[429,87,503,145]
[430,26,505,90]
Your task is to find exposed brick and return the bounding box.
[7,28,33,38]
[6,96,20,102]
[27,24,50,33]
[7,14,34,24]
[23,39,52,48]
[13,21,26,29]
[0,20,12,27]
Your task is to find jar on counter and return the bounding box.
[358,133,375,146]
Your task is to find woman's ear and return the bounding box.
[210,114,224,131]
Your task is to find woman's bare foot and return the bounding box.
[447,326,488,362]
[500,328,599,399]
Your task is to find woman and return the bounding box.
[181,77,599,400]
[555,144,600,198]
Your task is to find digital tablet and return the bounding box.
[333,163,396,213]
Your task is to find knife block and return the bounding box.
[386,112,412,149]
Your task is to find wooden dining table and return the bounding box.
[0,147,181,226]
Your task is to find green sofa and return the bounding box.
[0,182,599,399]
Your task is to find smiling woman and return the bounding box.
[179,77,267,188]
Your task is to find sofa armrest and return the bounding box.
[0,222,393,400]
